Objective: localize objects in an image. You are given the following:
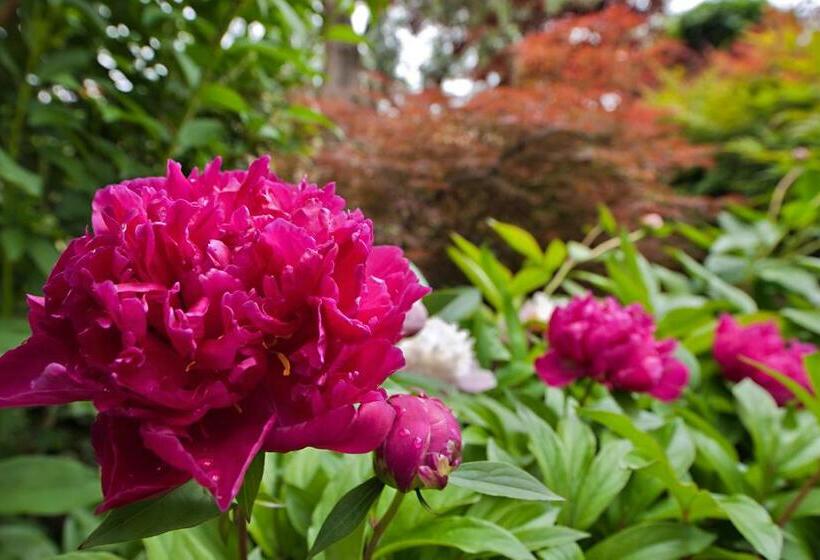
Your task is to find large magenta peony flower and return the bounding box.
[0,157,428,511]
[535,295,688,401]
[374,393,462,492]
[714,315,816,405]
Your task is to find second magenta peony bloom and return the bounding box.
[714,315,816,405]
[0,157,428,511]
[535,295,689,401]
[374,393,462,492]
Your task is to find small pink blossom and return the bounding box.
[714,315,816,405]
[0,157,428,511]
[535,295,688,401]
[374,393,462,492]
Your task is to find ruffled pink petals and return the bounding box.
[536,295,689,400]
[535,352,579,388]
[141,384,278,511]
[0,156,428,510]
[714,315,816,405]
[92,414,189,513]
[266,397,396,454]
[0,335,90,406]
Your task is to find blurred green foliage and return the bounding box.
[670,0,764,50]
[0,0,333,319]
[656,15,820,197]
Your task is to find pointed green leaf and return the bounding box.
[448,461,563,502]
[488,219,543,261]
[714,494,782,560]
[586,522,714,560]
[81,481,220,548]
[376,516,534,560]
[308,477,384,558]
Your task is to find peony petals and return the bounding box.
[266,398,396,454]
[93,413,190,513]
[0,335,90,407]
[141,384,278,511]
[535,352,578,388]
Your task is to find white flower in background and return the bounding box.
[399,317,496,393]
[519,291,560,327]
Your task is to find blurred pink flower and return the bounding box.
[535,295,688,401]
[714,315,816,405]
[374,393,462,492]
[0,157,428,511]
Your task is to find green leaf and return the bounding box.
[713,495,782,560]
[308,477,384,558]
[0,524,58,559]
[52,553,124,559]
[586,522,715,560]
[272,0,307,36]
[690,430,745,494]
[199,84,249,114]
[325,24,364,43]
[27,238,59,275]
[174,118,225,154]
[806,353,820,395]
[0,455,100,515]
[674,250,757,313]
[448,248,503,309]
[582,409,700,513]
[173,50,200,88]
[376,516,534,560]
[514,522,588,552]
[510,267,552,296]
[81,481,220,548]
[518,405,569,499]
[770,488,820,520]
[488,219,543,261]
[740,356,820,420]
[0,148,42,196]
[427,287,482,322]
[572,440,633,529]
[285,105,335,127]
[783,309,820,336]
[732,380,783,465]
[143,520,230,560]
[598,204,617,234]
[237,453,266,522]
[538,543,584,560]
[448,461,563,502]
[543,239,568,274]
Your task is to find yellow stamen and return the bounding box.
[276,352,291,377]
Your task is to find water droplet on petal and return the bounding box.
[398,428,411,437]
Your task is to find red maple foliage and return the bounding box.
[287,4,714,285]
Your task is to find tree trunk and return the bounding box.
[322,0,361,96]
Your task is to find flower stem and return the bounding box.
[234,506,248,560]
[363,491,405,560]
[777,463,820,527]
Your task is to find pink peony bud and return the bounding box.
[714,315,816,405]
[374,394,462,492]
[535,295,688,401]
